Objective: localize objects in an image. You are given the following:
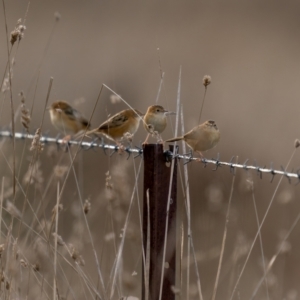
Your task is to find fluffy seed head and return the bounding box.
[203,75,211,87]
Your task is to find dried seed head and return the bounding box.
[203,75,211,87]
[105,171,113,190]
[12,238,19,260]
[6,200,22,219]
[104,232,115,242]
[277,189,294,205]
[110,94,122,104]
[295,139,300,148]
[171,286,181,295]
[10,18,26,46]
[122,271,137,290]
[19,91,31,132]
[52,233,65,246]
[2,60,15,93]
[277,240,292,254]
[10,30,19,46]
[54,12,61,21]
[52,203,63,215]
[277,230,292,254]
[23,160,44,190]
[20,259,28,268]
[54,165,68,179]
[83,199,91,214]
[68,244,85,266]
[0,244,4,257]
[32,263,40,272]
[37,219,51,234]
[30,128,44,152]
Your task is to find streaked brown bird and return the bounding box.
[49,100,90,136]
[87,108,143,143]
[143,105,176,144]
[165,120,220,156]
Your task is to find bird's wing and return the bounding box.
[99,113,128,130]
[67,108,90,128]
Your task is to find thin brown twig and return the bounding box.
[17,77,54,238]
[229,148,297,300]
[211,157,238,300]
[2,0,16,196]
[198,87,207,125]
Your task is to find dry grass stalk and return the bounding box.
[229,147,298,300]
[198,74,211,124]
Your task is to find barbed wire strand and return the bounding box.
[1,130,300,183]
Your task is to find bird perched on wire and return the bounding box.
[48,100,90,139]
[143,105,176,144]
[165,120,220,157]
[87,108,144,143]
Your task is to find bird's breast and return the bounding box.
[143,114,167,134]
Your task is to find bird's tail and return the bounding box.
[165,136,183,142]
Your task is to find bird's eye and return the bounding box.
[156,109,160,112]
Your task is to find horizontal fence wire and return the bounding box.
[1,130,299,183]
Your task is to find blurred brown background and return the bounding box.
[1,0,300,299]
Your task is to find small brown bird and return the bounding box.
[49,100,90,137]
[87,108,143,143]
[143,105,176,144]
[165,120,220,156]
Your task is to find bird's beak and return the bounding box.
[165,111,176,116]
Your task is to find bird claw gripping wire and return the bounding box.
[212,153,221,171]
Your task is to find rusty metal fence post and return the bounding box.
[142,144,178,300]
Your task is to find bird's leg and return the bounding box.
[117,140,125,154]
[157,134,164,144]
[142,133,150,145]
[62,135,72,143]
[195,151,204,162]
